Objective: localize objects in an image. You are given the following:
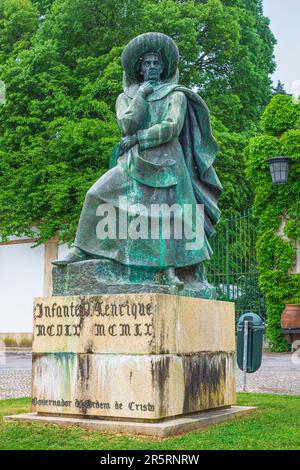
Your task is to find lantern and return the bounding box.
[267,156,291,185]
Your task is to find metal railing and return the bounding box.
[206,209,266,320]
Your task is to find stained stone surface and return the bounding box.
[32,352,235,420]
[52,259,216,299]
[31,292,235,420]
[33,294,235,354]
[2,353,300,400]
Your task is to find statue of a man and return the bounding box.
[53,32,222,289]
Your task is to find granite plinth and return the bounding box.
[52,259,216,299]
[33,294,235,354]
[5,406,256,438]
[31,293,236,420]
[31,352,235,420]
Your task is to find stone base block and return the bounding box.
[5,406,256,438]
[32,293,236,421]
[33,294,235,355]
[32,352,236,420]
[52,259,216,299]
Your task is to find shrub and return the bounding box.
[19,337,32,348]
[245,95,300,351]
[260,94,300,136]
[3,336,18,347]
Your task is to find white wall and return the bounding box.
[0,242,44,332]
[58,244,71,259]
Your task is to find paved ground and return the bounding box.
[0,351,299,399]
[236,351,300,395]
[0,351,32,400]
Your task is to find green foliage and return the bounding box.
[260,94,300,136]
[19,337,32,347]
[32,0,54,14]
[246,95,300,351]
[0,0,275,243]
[0,0,39,60]
[273,80,287,96]
[211,117,251,217]
[0,1,120,243]
[3,336,17,347]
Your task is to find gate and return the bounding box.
[206,210,266,321]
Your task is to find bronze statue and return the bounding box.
[53,32,222,289]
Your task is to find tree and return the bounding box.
[0,0,39,60]
[0,2,119,242]
[0,0,276,243]
[32,0,54,14]
[273,80,287,95]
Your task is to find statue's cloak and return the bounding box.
[110,84,222,240]
[71,33,222,270]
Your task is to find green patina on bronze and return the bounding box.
[53,32,222,288]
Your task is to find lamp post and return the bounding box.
[267,156,291,185]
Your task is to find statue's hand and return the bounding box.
[120,134,138,152]
[137,82,154,98]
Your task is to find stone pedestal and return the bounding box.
[6,406,256,438]
[31,293,236,421]
[52,259,216,299]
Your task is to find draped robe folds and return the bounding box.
[74,84,222,268]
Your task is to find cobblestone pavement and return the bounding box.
[236,352,300,395]
[0,352,299,399]
[0,370,32,399]
[0,351,32,399]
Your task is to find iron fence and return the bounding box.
[206,210,266,321]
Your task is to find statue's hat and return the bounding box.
[121,32,179,82]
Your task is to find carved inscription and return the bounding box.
[34,297,155,339]
[31,397,155,413]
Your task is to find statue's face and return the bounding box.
[140,53,163,82]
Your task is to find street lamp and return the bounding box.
[267,156,291,185]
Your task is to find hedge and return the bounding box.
[245,95,300,351]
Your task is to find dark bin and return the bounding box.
[237,312,265,373]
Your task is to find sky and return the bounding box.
[263,0,300,95]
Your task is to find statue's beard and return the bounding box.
[144,75,161,84]
[142,70,161,82]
